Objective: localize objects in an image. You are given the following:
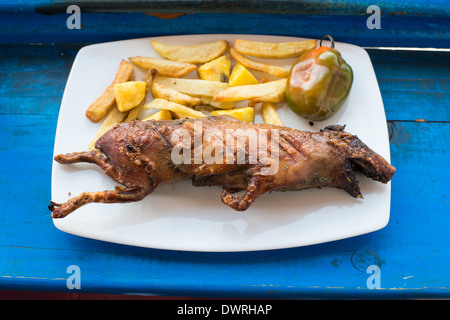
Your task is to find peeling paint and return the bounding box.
[1,275,66,281]
[144,13,193,19]
[388,122,412,147]
[350,249,385,273]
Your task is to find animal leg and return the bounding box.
[51,150,150,218]
[54,150,121,183]
[49,186,147,218]
[221,176,270,211]
[55,150,113,170]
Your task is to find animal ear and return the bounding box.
[334,160,363,199]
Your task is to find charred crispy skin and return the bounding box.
[49,115,395,218]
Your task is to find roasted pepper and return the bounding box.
[285,35,353,121]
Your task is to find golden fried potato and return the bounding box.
[89,106,127,150]
[151,82,202,107]
[171,111,192,119]
[197,96,235,110]
[143,98,206,118]
[143,68,157,89]
[114,81,147,112]
[142,109,173,121]
[151,40,229,64]
[86,60,134,122]
[228,63,259,86]
[213,78,287,103]
[229,47,290,78]
[129,56,197,78]
[261,102,284,126]
[197,55,231,82]
[154,75,228,97]
[212,107,255,122]
[125,98,146,122]
[234,39,317,58]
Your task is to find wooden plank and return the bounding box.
[0,116,448,298]
[0,44,448,298]
[0,44,80,116]
[0,12,448,48]
[380,83,449,122]
[368,49,450,122]
[2,0,449,17]
[0,43,79,73]
[369,50,450,80]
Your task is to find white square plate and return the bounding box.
[52,34,391,252]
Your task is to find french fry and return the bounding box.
[151,82,202,107]
[125,98,146,122]
[192,104,215,115]
[234,39,317,59]
[143,68,157,89]
[261,102,284,126]
[142,109,173,121]
[230,47,290,78]
[213,78,287,103]
[143,98,206,119]
[129,56,197,78]
[151,40,229,64]
[212,107,255,122]
[86,60,134,122]
[171,111,192,119]
[197,96,234,110]
[154,75,228,97]
[89,106,128,150]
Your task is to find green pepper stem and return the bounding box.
[320,35,335,49]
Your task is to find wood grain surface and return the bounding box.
[0,7,449,298]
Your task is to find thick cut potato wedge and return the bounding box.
[143,68,157,89]
[142,109,173,121]
[89,106,127,150]
[197,96,235,110]
[261,102,284,126]
[213,78,287,103]
[143,98,206,118]
[229,63,259,86]
[125,98,146,122]
[152,40,229,64]
[212,107,255,122]
[129,56,197,78]
[151,82,202,107]
[234,39,317,59]
[114,81,147,112]
[230,47,290,78]
[154,75,228,97]
[86,60,134,122]
[171,111,194,119]
[197,55,231,82]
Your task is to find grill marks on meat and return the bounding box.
[49,115,395,218]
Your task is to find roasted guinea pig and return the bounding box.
[49,115,395,218]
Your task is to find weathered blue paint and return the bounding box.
[368,50,450,122]
[0,12,449,48]
[0,0,449,17]
[0,4,449,298]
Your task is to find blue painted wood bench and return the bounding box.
[0,0,449,299]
